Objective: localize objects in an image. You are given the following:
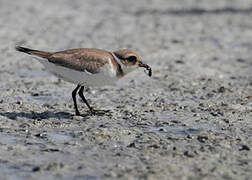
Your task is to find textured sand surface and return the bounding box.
[0,0,251,179]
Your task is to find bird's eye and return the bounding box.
[127,56,137,63]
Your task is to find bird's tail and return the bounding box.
[15,46,52,58]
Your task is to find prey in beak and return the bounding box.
[138,61,152,77]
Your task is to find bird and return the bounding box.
[16,46,152,116]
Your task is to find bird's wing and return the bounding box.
[16,46,111,74]
[48,49,110,74]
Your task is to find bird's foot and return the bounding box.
[89,108,111,116]
[73,109,111,117]
[75,111,81,116]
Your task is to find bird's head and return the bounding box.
[113,49,152,77]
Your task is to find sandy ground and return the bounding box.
[0,0,252,179]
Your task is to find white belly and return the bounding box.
[36,58,118,86]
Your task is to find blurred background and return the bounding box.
[2,0,252,52]
[2,0,252,79]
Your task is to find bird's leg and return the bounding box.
[78,86,95,114]
[72,85,81,116]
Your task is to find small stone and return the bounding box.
[210,111,219,117]
[16,101,22,105]
[171,39,183,44]
[197,135,208,143]
[148,144,160,149]
[239,145,250,151]
[222,119,230,123]
[199,103,204,107]
[212,57,219,61]
[31,93,39,96]
[32,166,40,172]
[218,86,225,93]
[127,142,136,148]
[184,151,194,158]
[175,60,185,64]
[206,93,214,98]
[159,128,165,132]
[237,58,245,63]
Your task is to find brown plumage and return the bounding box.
[16,47,114,74]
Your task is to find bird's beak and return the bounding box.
[138,61,152,77]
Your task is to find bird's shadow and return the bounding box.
[0,111,73,120]
[0,110,112,120]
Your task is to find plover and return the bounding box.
[16,46,152,116]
